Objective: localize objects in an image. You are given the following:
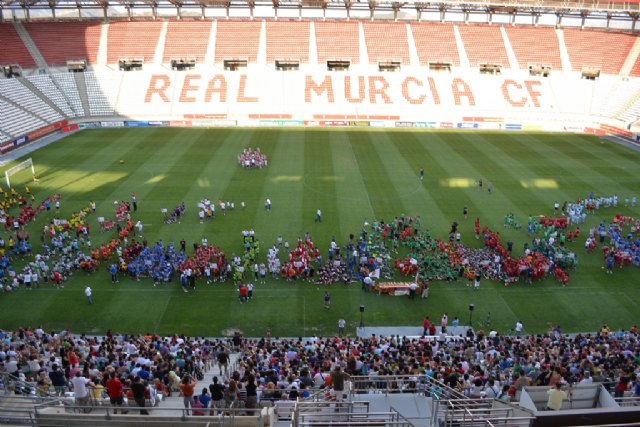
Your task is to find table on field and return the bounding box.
[375,282,414,296]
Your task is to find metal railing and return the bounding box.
[615,396,640,407]
[0,372,38,396]
[440,402,533,427]
[32,401,264,426]
[291,400,414,427]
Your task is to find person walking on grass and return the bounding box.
[338,318,346,336]
[85,286,93,305]
[315,208,322,222]
[324,291,331,309]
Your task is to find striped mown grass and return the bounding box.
[0,128,638,337]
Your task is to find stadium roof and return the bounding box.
[1,0,639,27]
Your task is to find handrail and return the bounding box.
[1,371,38,396]
[33,401,264,422]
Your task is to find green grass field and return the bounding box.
[0,128,639,337]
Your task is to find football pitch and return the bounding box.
[0,127,639,337]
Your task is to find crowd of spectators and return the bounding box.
[0,324,638,416]
[226,327,640,403]
[0,328,226,408]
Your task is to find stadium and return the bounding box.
[0,0,640,425]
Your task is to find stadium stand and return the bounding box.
[0,23,36,69]
[106,21,163,64]
[362,21,411,65]
[410,22,460,67]
[214,20,262,64]
[27,74,76,118]
[505,26,562,71]
[84,71,122,117]
[314,20,360,65]
[50,72,85,117]
[458,24,509,68]
[265,20,311,64]
[162,20,212,64]
[0,99,47,137]
[0,131,10,143]
[23,21,102,66]
[590,77,640,119]
[617,97,640,124]
[0,79,63,123]
[563,28,636,75]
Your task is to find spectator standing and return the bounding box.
[546,382,567,410]
[209,376,226,415]
[131,376,149,415]
[49,364,68,396]
[179,374,196,415]
[198,388,211,412]
[422,316,430,336]
[245,374,258,410]
[71,372,92,412]
[330,366,350,408]
[217,351,229,377]
[106,372,125,414]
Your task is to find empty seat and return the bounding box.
[24,21,101,66]
[51,73,85,117]
[215,20,261,64]
[107,21,163,64]
[0,79,63,123]
[564,28,635,75]
[0,23,36,68]
[505,26,562,70]
[28,74,76,118]
[410,22,460,66]
[363,21,410,65]
[458,24,509,67]
[266,21,310,64]
[163,20,212,64]
[315,20,360,64]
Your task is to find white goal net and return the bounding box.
[5,158,35,188]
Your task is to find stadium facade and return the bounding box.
[1,0,640,153]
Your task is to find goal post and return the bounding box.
[5,158,35,188]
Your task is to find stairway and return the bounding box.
[453,25,470,68]
[13,21,48,70]
[555,28,572,73]
[358,22,369,66]
[158,350,243,410]
[153,21,168,65]
[500,26,520,70]
[406,23,420,67]
[73,72,91,118]
[620,36,640,76]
